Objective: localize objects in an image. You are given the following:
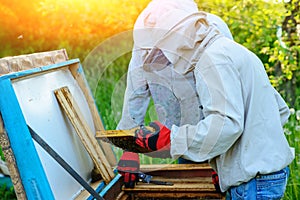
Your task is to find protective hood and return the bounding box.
[133,0,221,74]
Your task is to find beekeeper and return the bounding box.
[117,0,294,198]
[117,0,233,133]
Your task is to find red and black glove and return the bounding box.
[212,170,221,193]
[117,151,140,188]
[135,121,171,151]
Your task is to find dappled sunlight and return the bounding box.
[0,0,150,57]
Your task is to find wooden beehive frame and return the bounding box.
[54,86,114,183]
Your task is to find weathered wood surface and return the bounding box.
[96,164,225,200]
[0,115,3,134]
[97,129,135,138]
[0,49,68,75]
[126,164,225,199]
[54,86,114,183]
[0,115,27,200]
[141,163,213,178]
[125,177,215,191]
[96,127,168,156]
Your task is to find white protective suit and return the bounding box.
[117,0,294,192]
[118,0,233,130]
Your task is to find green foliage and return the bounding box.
[196,0,299,107]
[0,0,150,60]
[282,109,300,200]
[0,184,16,200]
[94,52,131,130]
[197,0,285,53]
[0,148,4,161]
[0,149,16,198]
[262,0,299,106]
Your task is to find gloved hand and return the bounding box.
[212,170,221,193]
[117,151,140,188]
[135,121,171,151]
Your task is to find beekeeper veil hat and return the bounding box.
[133,0,198,49]
[133,0,232,74]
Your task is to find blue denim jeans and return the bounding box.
[227,167,289,200]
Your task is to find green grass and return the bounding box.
[0,184,16,200]
[282,109,300,199]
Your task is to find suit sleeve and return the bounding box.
[117,49,151,130]
[273,87,290,126]
[170,63,244,161]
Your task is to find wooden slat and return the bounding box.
[0,115,3,134]
[115,191,129,200]
[96,127,151,140]
[131,192,224,199]
[141,163,211,171]
[74,180,104,200]
[123,177,225,199]
[68,63,117,166]
[0,115,27,200]
[96,129,135,138]
[54,86,114,183]
[125,181,215,192]
[141,163,213,178]
[96,126,163,155]
[96,126,155,138]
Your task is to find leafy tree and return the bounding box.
[263,0,299,107]
[196,0,299,107]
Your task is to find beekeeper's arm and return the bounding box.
[170,62,244,161]
[117,48,151,130]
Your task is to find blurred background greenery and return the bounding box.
[0,0,299,199]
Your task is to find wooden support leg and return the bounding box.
[0,114,27,200]
[54,86,114,184]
